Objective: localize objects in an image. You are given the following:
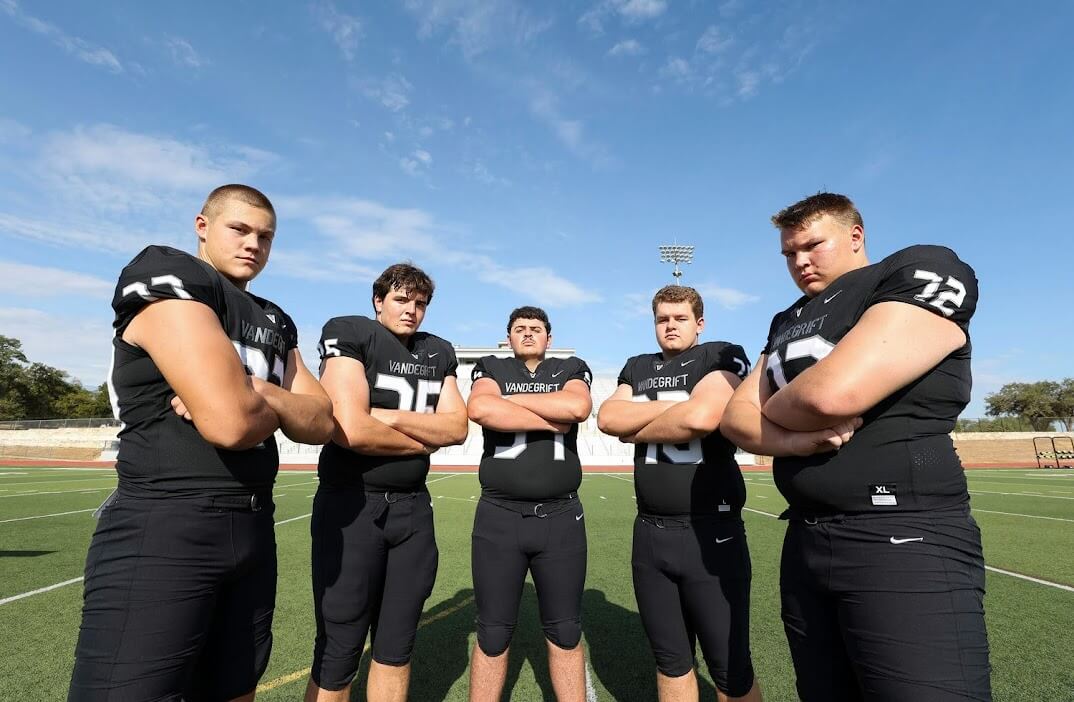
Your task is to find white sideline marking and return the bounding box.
[0,577,84,606]
[969,489,1074,501]
[0,487,113,499]
[742,505,1074,594]
[743,507,780,519]
[585,661,598,702]
[0,513,312,606]
[0,472,29,477]
[0,476,117,488]
[426,473,460,486]
[985,567,1074,593]
[0,508,96,524]
[972,509,1074,524]
[435,495,476,502]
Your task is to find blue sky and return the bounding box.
[1,0,1071,416]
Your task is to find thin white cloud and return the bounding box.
[0,117,31,144]
[529,89,615,169]
[0,307,113,386]
[694,282,760,310]
[37,124,277,214]
[403,0,553,58]
[0,260,112,299]
[315,1,362,61]
[0,213,177,255]
[696,25,733,55]
[1,0,123,73]
[266,249,381,283]
[608,39,645,57]
[363,74,413,112]
[277,195,600,306]
[165,37,207,68]
[660,56,692,81]
[580,0,667,34]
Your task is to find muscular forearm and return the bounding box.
[721,396,806,457]
[633,401,710,444]
[469,395,564,433]
[506,392,590,423]
[257,383,334,445]
[597,400,676,437]
[372,409,468,448]
[762,381,851,431]
[334,413,427,456]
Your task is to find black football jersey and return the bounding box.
[317,316,458,491]
[763,245,978,516]
[618,341,751,517]
[472,356,592,500]
[109,245,297,496]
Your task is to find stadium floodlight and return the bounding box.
[658,245,694,284]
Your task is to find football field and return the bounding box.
[1,465,1073,701]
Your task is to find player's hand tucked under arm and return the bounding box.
[596,384,677,438]
[467,378,569,433]
[247,349,334,444]
[721,354,862,457]
[319,355,427,456]
[633,370,741,444]
[367,376,469,449]
[503,379,593,423]
[126,299,279,450]
[762,301,968,432]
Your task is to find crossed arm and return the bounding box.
[129,300,333,450]
[467,378,592,433]
[721,301,967,456]
[320,357,468,455]
[597,370,741,444]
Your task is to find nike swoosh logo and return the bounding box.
[889,537,924,545]
[428,352,439,358]
[681,359,696,366]
[714,536,734,544]
[552,371,564,377]
[575,513,584,521]
[824,290,842,304]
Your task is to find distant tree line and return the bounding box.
[956,379,1074,432]
[0,335,112,421]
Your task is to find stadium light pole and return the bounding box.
[658,245,694,285]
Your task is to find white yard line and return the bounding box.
[985,567,1074,593]
[0,577,85,606]
[602,474,634,483]
[969,489,1074,501]
[426,474,461,486]
[972,509,1074,524]
[274,513,312,526]
[0,508,96,524]
[434,495,476,502]
[0,487,113,499]
[742,505,1074,593]
[585,661,598,702]
[0,476,117,488]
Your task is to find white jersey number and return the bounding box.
[374,374,441,413]
[494,432,566,461]
[913,269,966,318]
[634,390,703,464]
[766,335,836,390]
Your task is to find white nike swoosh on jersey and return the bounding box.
[576,513,584,521]
[889,537,924,544]
[714,536,734,544]
[824,290,843,304]
[428,352,439,357]
[552,371,564,377]
[681,359,696,366]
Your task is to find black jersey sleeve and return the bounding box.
[279,309,300,352]
[113,246,224,335]
[318,316,372,364]
[705,342,751,379]
[616,358,635,388]
[440,339,459,377]
[565,357,593,387]
[472,356,497,383]
[761,312,781,356]
[868,245,978,332]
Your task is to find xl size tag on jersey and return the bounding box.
[870,484,898,506]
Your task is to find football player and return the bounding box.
[69,185,334,702]
[722,193,991,701]
[597,285,763,702]
[306,263,468,702]
[467,307,593,702]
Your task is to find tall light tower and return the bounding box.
[658,245,694,285]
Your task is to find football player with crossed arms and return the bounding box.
[722,192,990,700]
[467,306,593,702]
[598,285,763,702]
[69,185,334,701]
[306,263,468,702]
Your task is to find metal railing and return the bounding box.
[0,418,121,430]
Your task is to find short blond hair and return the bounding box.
[652,285,703,320]
[201,184,275,220]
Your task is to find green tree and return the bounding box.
[985,381,1067,431]
[0,335,31,420]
